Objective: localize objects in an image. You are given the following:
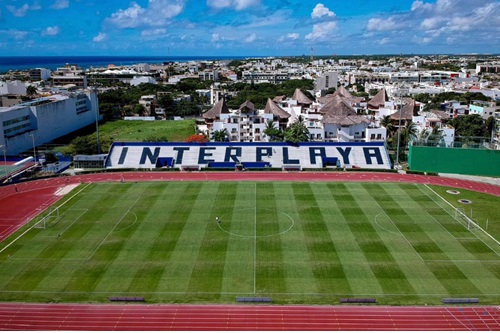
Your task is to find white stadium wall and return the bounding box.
[105,142,392,170]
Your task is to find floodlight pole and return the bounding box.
[395,84,407,167]
[93,85,101,154]
[0,144,7,180]
[29,132,37,165]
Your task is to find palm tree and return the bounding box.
[380,115,395,138]
[284,116,309,143]
[263,120,284,142]
[26,85,37,98]
[403,120,418,141]
[211,129,228,142]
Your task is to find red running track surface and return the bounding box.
[0,303,499,331]
[1,172,499,330]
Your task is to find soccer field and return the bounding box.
[0,181,499,305]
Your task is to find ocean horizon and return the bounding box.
[0,55,256,74]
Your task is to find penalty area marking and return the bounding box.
[216,208,295,238]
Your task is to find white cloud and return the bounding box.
[51,0,69,10]
[311,3,335,19]
[277,33,299,42]
[244,33,257,43]
[6,3,41,17]
[211,33,220,42]
[305,4,337,42]
[378,37,390,45]
[366,17,404,32]
[106,0,185,28]
[0,29,29,40]
[305,21,337,41]
[141,28,167,36]
[207,0,260,11]
[42,26,60,36]
[93,32,107,42]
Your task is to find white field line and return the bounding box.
[86,196,141,260]
[422,184,500,255]
[0,183,92,255]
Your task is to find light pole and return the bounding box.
[29,132,37,164]
[395,84,408,167]
[0,144,7,180]
[93,85,101,154]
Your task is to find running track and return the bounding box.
[0,171,499,330]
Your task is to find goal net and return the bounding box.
[33,206,61,229]
[454,208,480,230]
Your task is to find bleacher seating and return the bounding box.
[105,142,392,170]
[441,298,479,304]
[236,297,272,303]
[339,298,377,304]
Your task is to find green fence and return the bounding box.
[408,145,500,177]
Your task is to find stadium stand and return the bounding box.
[105,142,392,171]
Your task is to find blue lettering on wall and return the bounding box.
[173,147,190,165]
[140,147,160,165]
[198,147,216,164]
[336,147,352,165]
[224,147,242,162]
[256,147,272,162]
[309,147,326,165]
[118,147,128,165]
[363,148,383,165]
[283,147,300,164]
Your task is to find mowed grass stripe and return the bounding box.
[321,183,382,296]
[289,183,349,295]
[333,183,416,296]
[351,183,448,297]
[154,182,217,293]
[220,183,253,294]
[272,183,317,295]
[256,182,286,294]
[187,183,234,294]
[367,183,483,297]
[1,183,137,293]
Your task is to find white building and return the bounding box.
[0,90,99,155]
[0,80,26,95]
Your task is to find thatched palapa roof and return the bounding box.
[367,88,389,109]
[239,100,255,113]
[390,98,418,121]
[264,98,290,119]
[202,97,229,119]
[319,94,357,116]
[292,88,312,105]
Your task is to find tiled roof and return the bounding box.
[202,97,230,119]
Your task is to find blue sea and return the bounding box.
[0,55,252,73]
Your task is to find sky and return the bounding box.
[0,0,499,57]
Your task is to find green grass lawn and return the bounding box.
[99,119,196,142]
[0,181,498,305]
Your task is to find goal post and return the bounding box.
[33,206,60,229]
[454,207,479,230]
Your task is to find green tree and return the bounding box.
[284,116,309,143]
[380,115,395,138]
[263,120,284,142]
[211,129,228,142]
[449,114,487,137]
[26,85,37,97]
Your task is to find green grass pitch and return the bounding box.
[0,181,499,305]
